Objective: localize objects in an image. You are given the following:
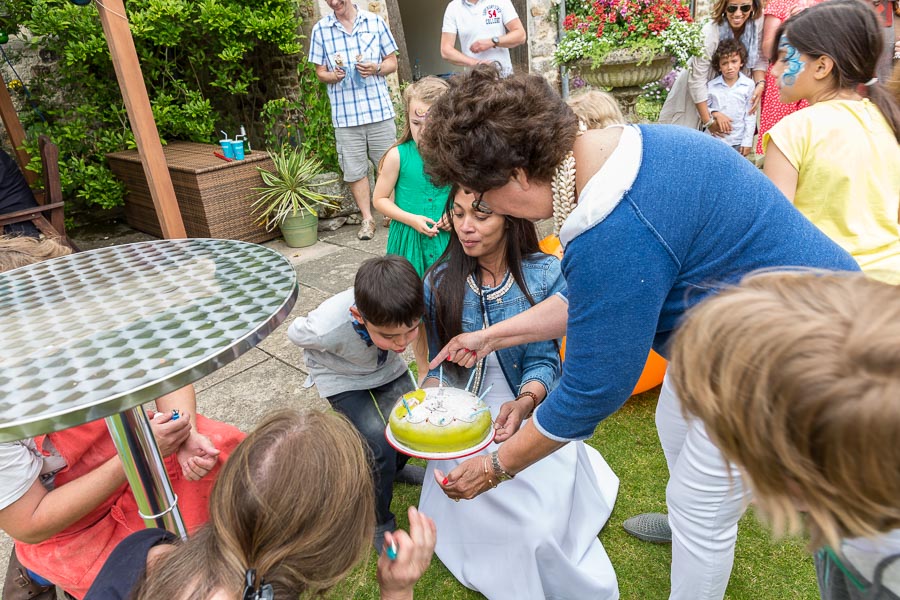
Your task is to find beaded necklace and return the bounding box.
[550,150,577,236]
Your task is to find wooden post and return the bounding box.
[0,69,39,186]
[384,0,412,83]
[95,0,186,238]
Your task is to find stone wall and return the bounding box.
[528,0,561,85]
[0,35,44,151]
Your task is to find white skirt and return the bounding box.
[419,354,620,599]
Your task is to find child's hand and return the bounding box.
[436,215,451,232]
[412,215,439,237]
[710,112,733,136]
[739,146,751,157]
[377,507,436,600]
[149,411,192,457]
[176,430,221,480]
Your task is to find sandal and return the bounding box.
[357,219,376,240]
[3,550,56,600]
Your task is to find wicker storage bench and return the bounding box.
[107,142,278,243]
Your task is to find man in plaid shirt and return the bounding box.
[310,1,399,241]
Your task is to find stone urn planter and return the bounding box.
[575,50,672,120]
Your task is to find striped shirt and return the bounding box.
[308,8,398,128]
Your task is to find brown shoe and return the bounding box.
[357,219,376,240]
[3,550,56,600]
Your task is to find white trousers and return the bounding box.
[656,375,752,600]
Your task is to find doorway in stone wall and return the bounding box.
[394,0,529,80]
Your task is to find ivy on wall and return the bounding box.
[260,60,339,174]
[1,0,305,215]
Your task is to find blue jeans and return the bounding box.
[328,373,413,526]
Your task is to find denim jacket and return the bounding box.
[424,253,566,397]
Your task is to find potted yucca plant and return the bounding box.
[252,147,340,248]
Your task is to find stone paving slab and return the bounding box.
[195,357,326,434]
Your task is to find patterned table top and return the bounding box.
[0,239,298,442]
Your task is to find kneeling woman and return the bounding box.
[419,188,620,599]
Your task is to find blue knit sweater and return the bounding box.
[533,125,860,442]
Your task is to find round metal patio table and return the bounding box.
[0,239,298,538]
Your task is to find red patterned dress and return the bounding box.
[755,0,823,155]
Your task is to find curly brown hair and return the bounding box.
[711,38,748,75]
[418,65,579,193]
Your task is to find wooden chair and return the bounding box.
[0,135,76,249]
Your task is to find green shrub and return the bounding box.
[260,60,339,173]
[3,0,304,215]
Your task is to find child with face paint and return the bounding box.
[762,0,900,284]
[754,0,825,156]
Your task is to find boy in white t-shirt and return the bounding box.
[440,0,526,77]
[705,38,756,156]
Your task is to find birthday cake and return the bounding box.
[388,387,492,454]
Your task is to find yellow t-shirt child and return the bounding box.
[764,99,900,283]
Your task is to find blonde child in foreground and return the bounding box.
[86,410,436,599]
[565,89,626,129]
[672,271,900,599]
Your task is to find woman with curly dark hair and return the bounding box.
[418,64,860,600]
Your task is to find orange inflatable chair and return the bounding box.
[539,235,666,395]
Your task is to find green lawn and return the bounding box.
[329,389,818,599]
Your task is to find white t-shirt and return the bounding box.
[442,0,519,76]
[0,439,66,510]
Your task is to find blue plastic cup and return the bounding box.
[219,140,235,159]
[347,62,368,88]
[231,140,245,160]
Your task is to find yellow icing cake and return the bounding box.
[389,387,492,453]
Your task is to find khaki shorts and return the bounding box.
[334,118,397,182]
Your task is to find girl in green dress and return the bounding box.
[374,77,452,278]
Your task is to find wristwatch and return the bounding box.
[376,63,382,75]
[490,450,514,482]
[702,117,716,130]
[491,36,500,47]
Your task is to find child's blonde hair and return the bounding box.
[397,76,450,145]
[672,271,900,550]
[566,90,626,130]
[133,409,374,598]
[0,235,71,273]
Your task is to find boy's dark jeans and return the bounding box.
[327,373,413,526]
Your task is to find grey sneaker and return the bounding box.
[357,219,376,240]
[394,464,425,486]
[623,512,672,543]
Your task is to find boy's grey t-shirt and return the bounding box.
[287,288,408,397]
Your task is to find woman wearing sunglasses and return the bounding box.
[660,0,767,134]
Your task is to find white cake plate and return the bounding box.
[385,425,496,460]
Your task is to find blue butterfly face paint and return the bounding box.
[778,37,805,87]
